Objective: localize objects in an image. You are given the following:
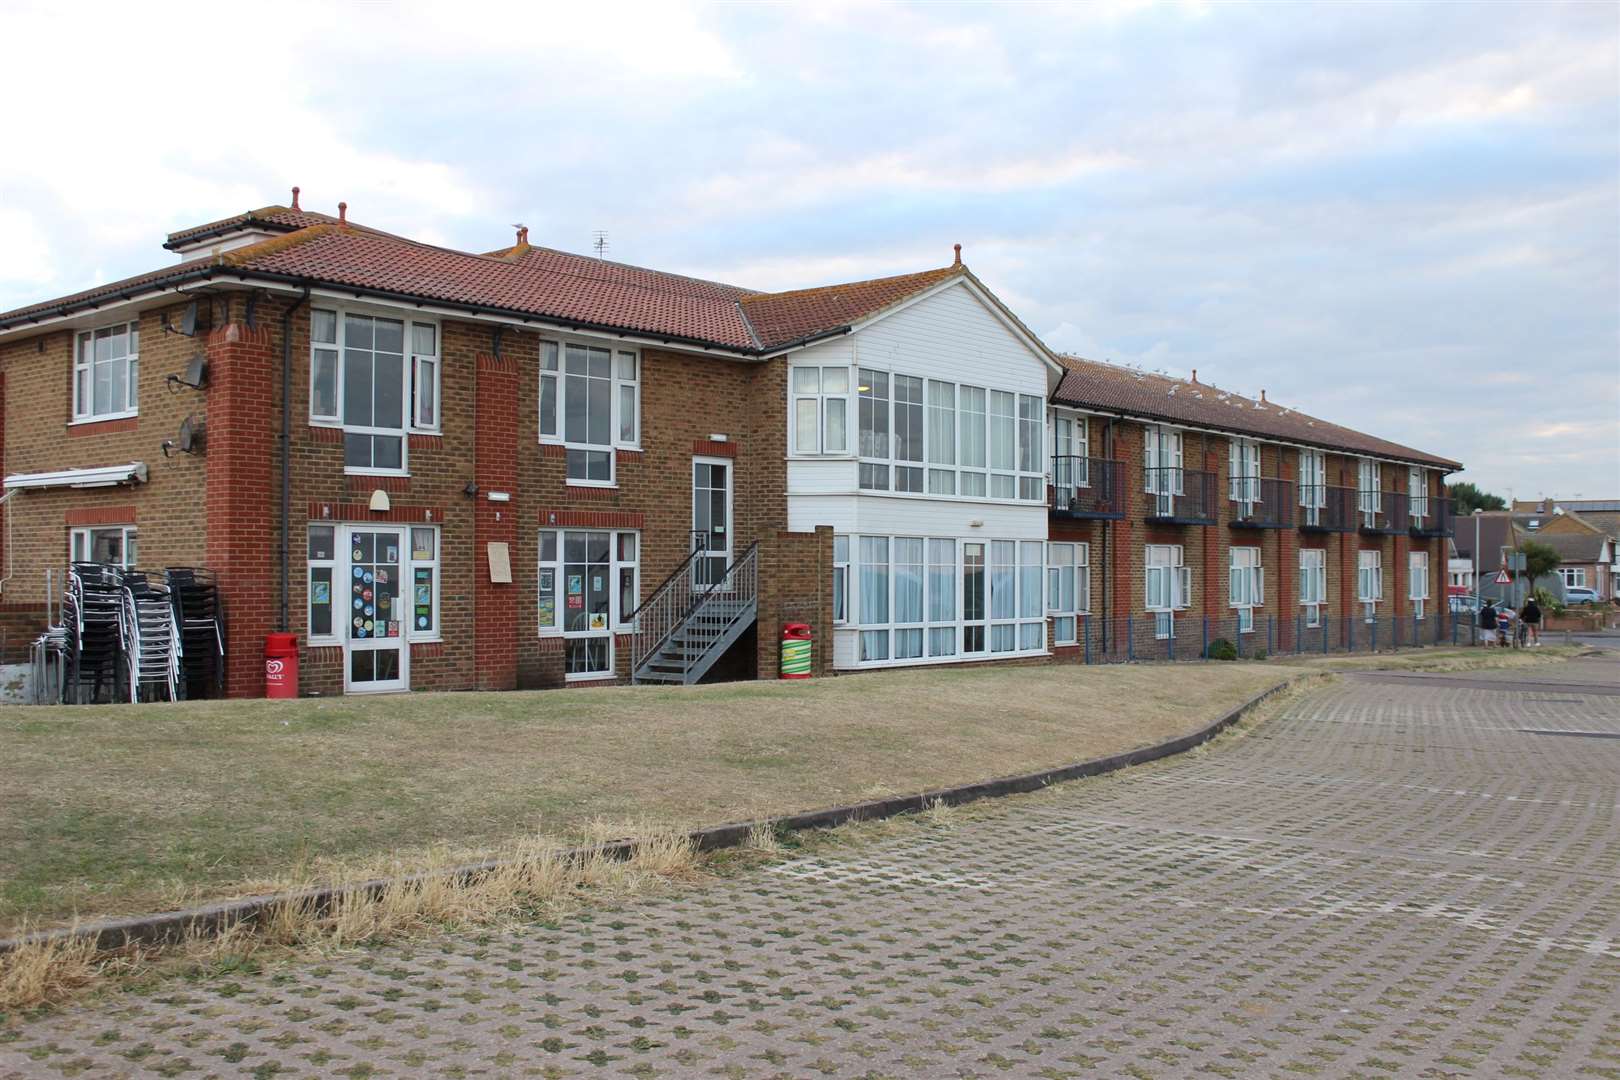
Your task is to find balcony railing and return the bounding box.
[1297,485,1356,532]
[1049,456,1125,520]
[1356,489,1410,534]
[1143,467,1217,525]
[1228,476,1295,529]
[1409,495,1455,538]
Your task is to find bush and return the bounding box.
[1250,649,1268,662]
[1205,638,1237,661]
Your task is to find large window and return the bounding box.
[1408,550,1430,619]
[73,322,139,421]
[1229,438,1261,507]
[854,367,1041,501]
[1357,459,1381,522]
[1357,549,1382,621]
[1145,544,1190,639]
[1050,412,1089,492]
[792,366,850,455]
[1299,448,1327,524]
[1047,542,1090,645]
[1558,567,1587,589]
[70,525,137,567]
[1408,466,1428,522]
[538,341,640,484]
[1144,425,1184,500]
[310,309,438,474]
[307,524,439,645]
[852,535,1044,664]
[833,535,850,624]
[1229,545,1263,634]
[1300,548,1326,628]
[538,529,640,678]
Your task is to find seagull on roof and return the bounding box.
[1167,385,1178,395]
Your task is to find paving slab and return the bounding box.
[3,656,1617,1079]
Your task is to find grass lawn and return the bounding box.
[0,662,1294,934]
[1280,643,1588,673]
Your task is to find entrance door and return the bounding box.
[693,457,732,589]
[345,526,409,693]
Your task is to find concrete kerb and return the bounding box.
[0,675,1305,958]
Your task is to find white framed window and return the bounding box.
[307,524,440,646]
[1050,412,1090,491]
[791,366,850,455]
[833,535,850,624]
[73,322,139,421]
[1300,548,1327,628]
[70,525,137,567]
[1229,546,1263,634]
[1358,549,1382,621]
[1146,544,1191,639]
[1145,425,1184,498]
[1408,466,1428,521]
[1229,438,1261,506]
[855,369,1040,502]
[1299,448,1327,524]
[538,340,640,485]
[853,534,1042,665]
[410,324,440,432]
[310,308,435,475]
[1408,550,1429,619]
[538,529,640,679]
[1357,459,1381,522]
[1558,567,1587,589]
[1047,541,1090,645]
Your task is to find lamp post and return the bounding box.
[1472,508,1483,600]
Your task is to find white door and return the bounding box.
[344,526,409,693]
[693,457,732,589]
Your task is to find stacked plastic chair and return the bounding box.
[65,563,125,704]
[166,567,224,700]
[120,570,180,702]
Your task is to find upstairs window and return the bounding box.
[1357,459,1381,520]
[1228,438,1261,506]
[1408,466,1428,521]
[791,366,850,455]
[1298,448,1327,515]
[538,341,640,484]
[73,322,139,421]
[310,309,437,474]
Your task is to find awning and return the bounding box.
[4,462,149,490]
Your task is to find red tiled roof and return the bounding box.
[1053,355,1460,470]
[164,205,341,248]
[740,266,962,349]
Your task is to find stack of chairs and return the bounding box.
[166,567,224,700]
[64,563,125,704]
[120,570,180,702]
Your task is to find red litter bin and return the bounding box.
[265,632,299,698]
[780,623,812,679]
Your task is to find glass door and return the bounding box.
[693,458,732,589]
[563,530,614,678]
[345,527,408,693]
[962,542,987,655]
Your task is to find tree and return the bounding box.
[1449,481,1506,514]
[1519,539,1561,595]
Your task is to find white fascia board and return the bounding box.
[4,462,148,490]
[839,273,1065,378]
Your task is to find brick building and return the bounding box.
[0,195,1460,696]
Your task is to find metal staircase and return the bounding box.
[629,541,758,685]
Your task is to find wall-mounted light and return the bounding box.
[369,489,391,512]
[486,490,511,503]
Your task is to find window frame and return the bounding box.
[1299,547,1327,627]
[790,365,852,456]
[1357,458,1381,521]
[537,338,641,486]
[308,306,438,476]
[72,321,140,422]
[1047,541,1090,646]
[1408,466,1428,521]
[1145,543,1190,640]
[1144,425,1185,496]
[1357,549,1382,619]
[306,523,440,647]
[1228,545,1263,634]
[410,324,441,434]
[1408,549,1429,619]
[1228,438,1261,507]
[537,528,642,637]
[69,524,138,567]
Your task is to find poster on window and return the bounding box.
[538,570,555,625]
[312,581,330,604]
[589,613,607,630]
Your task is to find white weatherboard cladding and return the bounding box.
[786,279,1052,540]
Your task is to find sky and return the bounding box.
[1,0,1615,498]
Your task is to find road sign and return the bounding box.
[1494,570,1512,585]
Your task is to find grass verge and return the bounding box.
[1278,643,1587,674]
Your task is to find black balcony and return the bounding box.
[1143,467,1217,525]
[1409,496,1455,538]
[1049,456,1125,520]
[1229,476,1295,529]
[1298,485,1356,532]
[1356,489,1410,534]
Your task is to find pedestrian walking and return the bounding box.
[1479,599,1498,646]
[1521,596,1542,646]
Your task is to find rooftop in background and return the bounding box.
[1052,354,1460,470]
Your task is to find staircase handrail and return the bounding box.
[626,539,710,675]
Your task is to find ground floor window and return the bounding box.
[852,534,1044,665]
[1557,567,1587,590]
[1300,548,1326,628]
[539,528,640,679]
[308,524,440,648]
[833,535,850,624]
[1358,549,1382,622]
[1146,544,1190,639]
[1047,542,1090,645]
[1229,545,1263,634]
[70,525,137,567]
[1409,550,1430,619]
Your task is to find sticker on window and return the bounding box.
[312,581,330,604]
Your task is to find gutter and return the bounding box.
[279,287,311,632]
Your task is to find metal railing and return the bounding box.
[1357,489,1410,533]
[625,537,710,678]
[1143,467,1217,524]
[1049,456,1124,519]
[1070,610,1470,664]
[1409,496,1454,537]
[1229,476,1295,529]
[1297,485,1356,532]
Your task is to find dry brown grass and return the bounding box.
[0,930,100,1013]
[1,662,1293,934]
[1280,644,1585,674]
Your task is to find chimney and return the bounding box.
[1260,389,1268,403]
[338,201,348,226]
[1191,369,1198,384]
[953,243,962,267]
[290,185,301,211]
[515,224,529,246]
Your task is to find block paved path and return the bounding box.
[4,656,1618,1079]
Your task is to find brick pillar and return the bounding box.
[204,323,277,697]
[1279,457,1297,650]
[1203,447,1220,620]
[1393,530,1409,620]
[474,353,518,690]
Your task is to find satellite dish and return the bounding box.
[178,415,204,454]
[184,354,207,389]
[180,299,199,336]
